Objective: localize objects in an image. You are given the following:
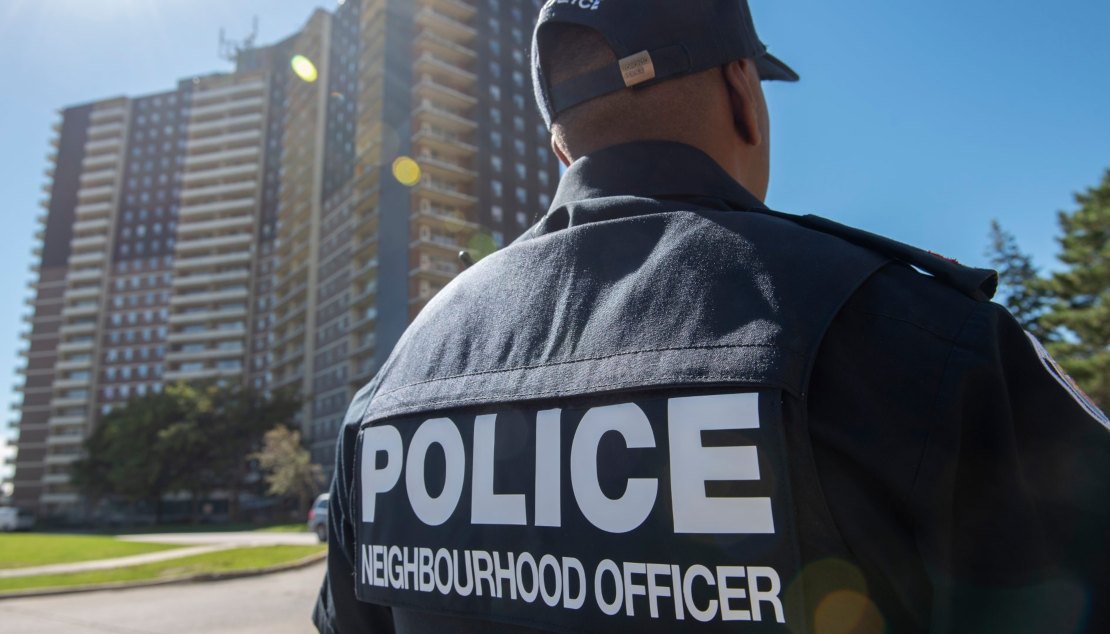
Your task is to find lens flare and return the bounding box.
[392,156,422,187]
[291,55,318,83]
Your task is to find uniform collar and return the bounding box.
[548,140,768,213]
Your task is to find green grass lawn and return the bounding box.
[0,534,183,570]
[0,544,326,594]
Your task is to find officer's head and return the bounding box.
[531,0,797,201]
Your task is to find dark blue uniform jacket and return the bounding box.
[314,141,1110,634]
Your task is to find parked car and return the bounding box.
[307,493,329,542]
[0,507,34,532]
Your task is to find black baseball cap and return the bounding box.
[531,0,799,128]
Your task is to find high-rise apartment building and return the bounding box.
[11,0,559,520]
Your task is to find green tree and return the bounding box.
[986,220,1053,341]
[72,391,197,523]
[253,425,324,517]
[72,381,301,524]
[163,381,301,522]
[1041,169,1110,409]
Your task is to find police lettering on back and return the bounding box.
[360,393,773,535]
[356,393,792,625]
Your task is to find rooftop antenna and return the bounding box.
[218,16,260,64]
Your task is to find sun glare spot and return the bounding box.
[291,55,318,83]
[392,157,422,187]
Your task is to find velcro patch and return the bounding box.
[353,391,800,632]
[1026,332,1110,431]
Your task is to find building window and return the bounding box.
[516,211,529,227]
[491,205,503,222]
[491,181,503,198]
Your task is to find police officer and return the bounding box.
[315,1,1110,632]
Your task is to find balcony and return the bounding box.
[165,365,241,383]
[179,180,258,204]
[412,125,477,156]
[415,29,477,65]
[77,185,115,203]
[418,154,477,181]
[168,306,248,327]
[167,327,246,344]
[183,146,260,170]
[73,217,111,234]
[172,251,252,270]
[87,121,125,140]
[188,128,264,154]
[174,232,253,255]
[82,153,120,171]
[56,357,93,371]
[68,251,106,266]
[412,257,460,282]
[189,96,265,122]
[190,79,266,107]
[411,232,465,255]
[51,395,89,409]
[414,52,477,86]
[68,268,104,282]
[75,201,113,217]
[85,137,122,155]
[173,269,250,289]
[62,302,100,318]
[187,112,265,138]
[413,78,478,111]
[169,287,250,306]
[90,106,126,124]
[65,285,100,300]
[70,234,108,251]
[180,162,259,187]
[414,102,477,133]
[414,178,477,206]
[48,415,86,427]
[415,6,477,42]
[178,197,255,219]
[168,347,244,363]
[57,340,95,354]
[79,168,117,187]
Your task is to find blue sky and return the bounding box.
[2,0,1109,449]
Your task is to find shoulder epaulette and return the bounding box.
[754,209,998,302]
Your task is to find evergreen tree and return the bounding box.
[986,219,1052,341]
[1041,169,1110,409]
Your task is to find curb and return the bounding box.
[0,551,326,601]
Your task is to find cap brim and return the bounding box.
[756,53,799,82]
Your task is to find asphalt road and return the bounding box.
[0,561,326,633]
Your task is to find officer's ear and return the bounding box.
[722,60,763,148]
[551,135,571,167]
